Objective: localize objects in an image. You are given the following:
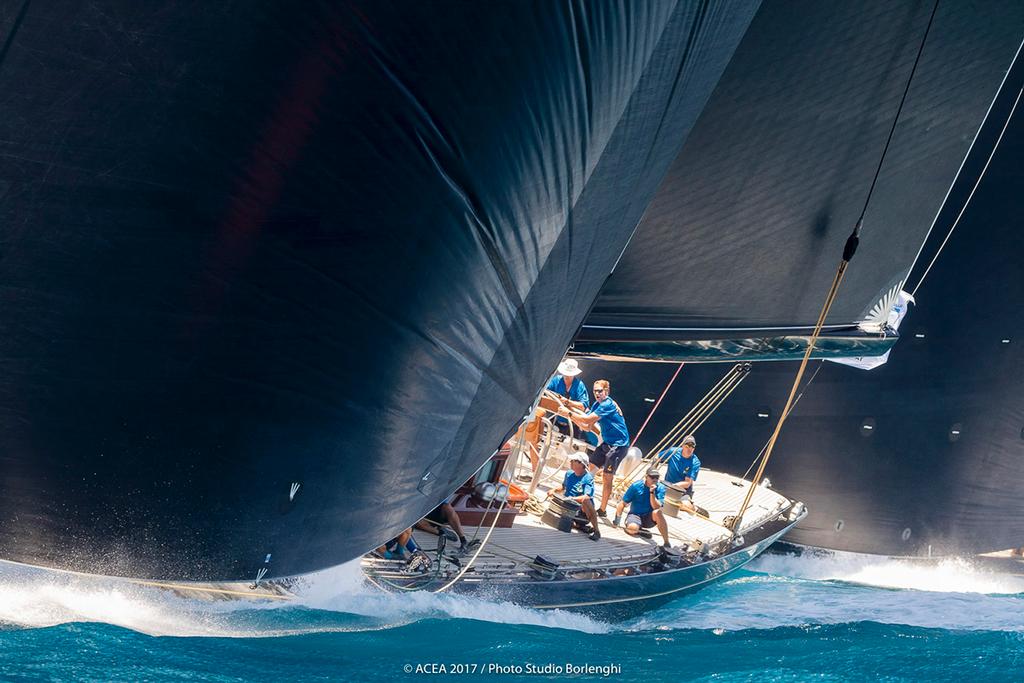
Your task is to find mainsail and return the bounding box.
[583,25,1024,556]
[581,0,1024,361]
[0,2,759,580]
[1,1,1020,584]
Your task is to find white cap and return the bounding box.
[569,452,589,466]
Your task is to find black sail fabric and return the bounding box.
[581,58,1024,556]
[0,2,759,580]
[583,0,1024,342]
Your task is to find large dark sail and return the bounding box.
[581,0,1024,358]
[582,45,1024,556]
[0,2,760,580]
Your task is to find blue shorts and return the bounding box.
[590,443,627,474]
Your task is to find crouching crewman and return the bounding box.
[553,452,601,541]
[614,467,671,548]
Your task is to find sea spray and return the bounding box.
[749,548,1024,594]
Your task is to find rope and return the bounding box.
[616,366,747,496]
[730,0,938,533]
[910,84,1023,297]
[904,34,1024,290]
[730,247,852,532]
[856,0,940,227]
[614,364,749,496]
[741,361,823,480]
[631,362,684,447]
[644,364,745,461]
[433,391,542,593]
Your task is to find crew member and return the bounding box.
[613,467,671,548]
[553,452,601,541]
[377,529,432,570]
[546,358,590,438]
[562,379,629,518]
[415,497,481,553]
[658,434,700,512]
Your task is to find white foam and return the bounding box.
[0,565,254,637]
[626,550,1024,633]
[292,561,610,634]
[749,549,1024,594]
[0,559,609,637]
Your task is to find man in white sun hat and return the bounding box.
[546,357,590,439]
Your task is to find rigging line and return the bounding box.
[904,36,1024,284]
[623,368,749,494]
[731,256,849,532]
[435,465,509,593]
[857,0,941,226]
[660,366,746,455]
[686,370,749,436]
[741,361,824,480]
[620,374,733,492]
[616,365,747,494]
[436,397,538,593]
[653,364,744,453]
[910,84,1024,298]
[631,362,685,447]
[643,364,742,459]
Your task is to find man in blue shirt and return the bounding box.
[561,379,629,518]
[657,434,700,512]
[546,358,590,438]
[552,452,600,541]
[613,467,671,548]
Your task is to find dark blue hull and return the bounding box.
[377,517,799,620]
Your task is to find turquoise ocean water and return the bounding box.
[2,551,1023,682]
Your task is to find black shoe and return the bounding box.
[596,508,608,518]
[460,538,481,553]
[637,529,652,539]
[589,530,601,541]
[661,542,672,550]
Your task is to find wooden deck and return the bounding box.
[366,444,794,579]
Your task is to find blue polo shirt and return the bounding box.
[658,447,700,488]
[547,375,590,431]
[562,469,595,500]
[622,480,665,516]
[546,374,590,408]
[587,396,629,447]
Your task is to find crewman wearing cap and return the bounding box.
[553,452,601,541]
[561,378,629,517]
[657,434,700,512]
[546,358,590,438]
[613,467,671,548]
